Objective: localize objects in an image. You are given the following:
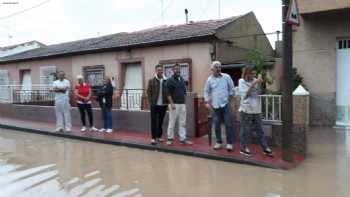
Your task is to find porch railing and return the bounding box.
[116,89,145,111]
[259,95,282,123]
[0,85,54,104]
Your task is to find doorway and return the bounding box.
[121,63,143,110]
[336,39,350,127]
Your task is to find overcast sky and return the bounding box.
[0,0,282,47]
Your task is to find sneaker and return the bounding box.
[55,128,63,132]
[81,126,87,132]
[180,139,193,145]
[166,139,173,145]
[213,143,222,150]
[240,146,252,156]
[99,128,106,132]
[263,147,273,156]
[226,144,234,152]
[65,128,71,132]
[90,127,98,132]
[157,138,165,142]
[106,129,113,133]
[150,139,157,145]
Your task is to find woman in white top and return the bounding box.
[238,65,273,157]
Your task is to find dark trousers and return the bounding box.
[150,105,167,139]
[77,103,93,127]
[239,112,268,149]
[102,108,113,129]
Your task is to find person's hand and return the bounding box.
[205,103,212,110]
[171,103,176,111]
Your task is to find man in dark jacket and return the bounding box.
[166,63,192,145]
[147,64,168,145]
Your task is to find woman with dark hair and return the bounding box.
[97,77,114,133]
[238,65,273,157]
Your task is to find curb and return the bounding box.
[0,123,287,170]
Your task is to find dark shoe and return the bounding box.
[180,139,193,145]
[263,147,273,157]
[240,146,252,157]
[150,139,157,145]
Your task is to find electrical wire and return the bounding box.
[0,0,51,21]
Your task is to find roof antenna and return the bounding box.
[185,9,189,24]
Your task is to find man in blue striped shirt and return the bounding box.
[204,61,235,151]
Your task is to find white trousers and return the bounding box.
[167,104,187,141]
[55,99,72,130]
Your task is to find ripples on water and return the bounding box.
[0,162,141,197]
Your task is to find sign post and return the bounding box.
[281,0,299,162]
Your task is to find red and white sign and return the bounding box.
[286,0,300,25]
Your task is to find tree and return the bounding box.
[247,49,273,94]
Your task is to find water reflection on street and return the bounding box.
[0,127,350,197]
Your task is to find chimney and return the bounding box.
[185,9,189,24]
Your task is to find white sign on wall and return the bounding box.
[286,0,300,25]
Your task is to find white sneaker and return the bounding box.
[65,128,71,132]
[106,129,113,133]
[213,143,222,150]
[90,127,98,132]
[226,144,234,152]
[99,128,106,132]
[55,128,63,132]
[81,126,87,132]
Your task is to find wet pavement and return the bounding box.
[0,127,349,197]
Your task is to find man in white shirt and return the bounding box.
[52,71,72,132]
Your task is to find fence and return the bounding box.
[0,85,54,104]
[116,89,145,111]
[260,95,282,122]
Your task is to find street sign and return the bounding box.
[286,0,300,25]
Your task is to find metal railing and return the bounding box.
[116,89,145,111]
[0,85,54,104]
[260,95,282,122]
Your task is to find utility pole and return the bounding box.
[282,0,294,162]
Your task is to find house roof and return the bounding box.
[0,14,245,64]
[0,40,45,51]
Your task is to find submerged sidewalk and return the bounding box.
[0,116,303,170]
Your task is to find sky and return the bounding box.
[0,0,282,47]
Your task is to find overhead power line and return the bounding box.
[0,0,51,21]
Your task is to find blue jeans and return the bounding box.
[102,108,113,129]
[239,112,268,149]
[213,104,234,144]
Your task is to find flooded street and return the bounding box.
[0,127,349,197]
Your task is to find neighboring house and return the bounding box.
[293,0,350,126]
[0,41,45,59]
[0,12,274,106]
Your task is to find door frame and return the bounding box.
[118,58,145,90]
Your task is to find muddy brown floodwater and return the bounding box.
[0,127,350,197]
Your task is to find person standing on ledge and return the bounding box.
[204,61,235,152]
[97,77,114,133]
[52,71,72,133]
[166,63,192,145]
[147,64,168,145]
[238,65,273,157]
[75,75,98,132]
